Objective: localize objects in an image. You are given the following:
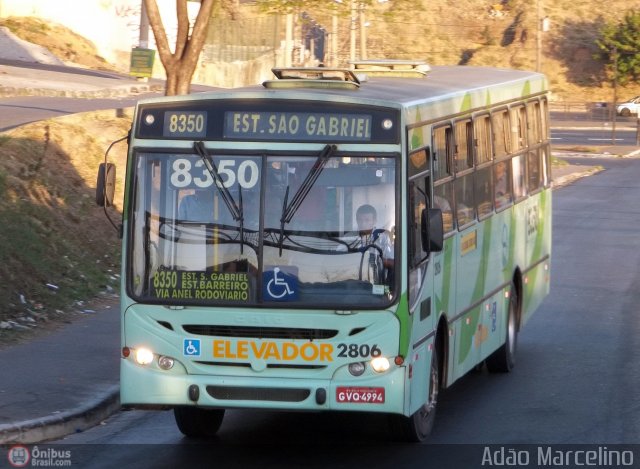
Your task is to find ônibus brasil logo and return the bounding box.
[7,445,30,468]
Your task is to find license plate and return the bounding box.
[336,386,385,404]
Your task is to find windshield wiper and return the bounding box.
[278,144,336,255]
[193,141,245,253]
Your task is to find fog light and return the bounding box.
[158,355,175,370]
[135,348,154,365]
[348,362,366,376]
[370,356,390,373]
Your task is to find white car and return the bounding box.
[616,96,640,117]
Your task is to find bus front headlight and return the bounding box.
[370,356,390,373]
[135,348,154,365]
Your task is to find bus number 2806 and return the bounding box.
[336,343,381,358]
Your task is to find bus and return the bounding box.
[97,60,551,442]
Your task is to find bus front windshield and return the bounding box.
[129,148,398,308]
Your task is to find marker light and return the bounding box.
[348,362,366,376]
[135,348,154,365]
[158,355,175,370]
[144,114,155,125]
[382,119,393,130]
[370,356,391,373]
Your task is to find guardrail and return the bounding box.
[550,101,640,123]
[550,101,640,145]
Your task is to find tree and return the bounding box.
[595,9,640,86]
[144,0,215,96]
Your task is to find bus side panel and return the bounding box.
[453,225,484,379]
[521,189,552,326]
[478,212,515,362]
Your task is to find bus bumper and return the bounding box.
[121,358,407,415]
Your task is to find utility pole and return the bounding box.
[285,13,293,67]
[331,12,338,67]
[612,46,618,144]
[536,0,542,72]
[359,2,367,60]
[139,0,150,48]
[350,0,357,63]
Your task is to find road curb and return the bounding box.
[0,84,165,99]
[552,167,603,189]
[0,385,120,444]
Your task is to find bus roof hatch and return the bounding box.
[263,67,361,90]
[349,59,431,78]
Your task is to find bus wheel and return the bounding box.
[487,284,518,373]
[389,347,439,443]
[174,406,225,438]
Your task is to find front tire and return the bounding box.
[486,284,518,373]
[389,347,439,443]
[174,406,225,438]
[620,108,631,117]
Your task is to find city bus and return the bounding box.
[97,60,551,442]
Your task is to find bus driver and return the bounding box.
[355,204,394,285]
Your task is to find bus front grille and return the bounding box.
[206,385,310,402]
[194,361,326,370]
[182,324,338,340]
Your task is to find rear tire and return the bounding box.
[487,284,518,373]
[389,346,439,443]
[620,108,631,117]
[174,406,225,438]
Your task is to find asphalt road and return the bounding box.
[0,95,156,132]
[552,128,638,146]
[49,154,640,467]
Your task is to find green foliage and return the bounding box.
[595,9,640,85]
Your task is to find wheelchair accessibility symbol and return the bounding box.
[183,338,201,357]
[263,266,298,301]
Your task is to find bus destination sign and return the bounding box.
[224,111,372,142]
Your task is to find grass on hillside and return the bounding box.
[0,110,130,342]
[0,16,116,71]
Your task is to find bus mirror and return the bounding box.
[422,208,443,253]
[96,163,116,207]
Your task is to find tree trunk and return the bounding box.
[144,0,215,96]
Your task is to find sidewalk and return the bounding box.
[0,295,120,444]
[0,59,166,98]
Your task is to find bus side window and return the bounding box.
[527,150,543,193]
[474,114,492,165]
[494,161,513,210]
[511,105,527,151]
[512,154,527,201]
[433,125,453,180]
[475,166,493,218]
[526,101,541,145]
[492,109,510,158]
[434,181,454,233]
[454,119,473,172]
[455,173,476,228]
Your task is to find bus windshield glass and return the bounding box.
[129,149,398,308]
